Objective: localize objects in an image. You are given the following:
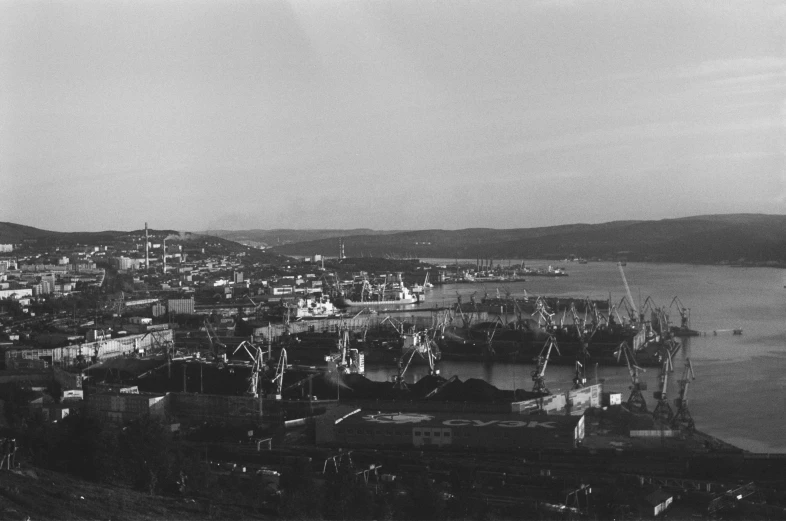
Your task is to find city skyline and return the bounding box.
[3,1,784,232]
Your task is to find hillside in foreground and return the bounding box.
[0,466,267,521]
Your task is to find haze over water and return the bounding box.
[365,260,786,453]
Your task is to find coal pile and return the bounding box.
[427,377,516,403]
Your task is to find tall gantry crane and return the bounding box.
[232,340,266,397]
[270,348,287,399]
[532,335,560,395]
[671,358,696,431]
[204,319,227,363]
[615,296,637,325]
[532,297,556,332]
[651,349,674,424]
[669,296,691,330]
[616,341,648,413]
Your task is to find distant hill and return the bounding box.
[4,214,785,265]
[0,222,288,264]
[202,228,403,248]
[268,214,786,265]
[0,222,179,245]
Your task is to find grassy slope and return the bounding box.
[0,466,269,521]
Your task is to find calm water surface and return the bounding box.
[364,260,786,453]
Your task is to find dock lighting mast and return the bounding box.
[616,341,648,413]
[671,358,696,431]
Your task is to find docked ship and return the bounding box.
[334,273,423,307]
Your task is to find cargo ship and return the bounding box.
[334,274,423,307]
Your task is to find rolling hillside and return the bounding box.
[0,222,289,264]
[202,228,403,248]
[4,214,785,265]
[268,214,786,265]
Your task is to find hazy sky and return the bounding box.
[2,1,784,232]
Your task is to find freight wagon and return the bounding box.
[316,407,584,451]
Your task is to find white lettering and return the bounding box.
[440,419,557,428]
[443,419,472,426]
[497,421,529,428]
[527,421,556,429]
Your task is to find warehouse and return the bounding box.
[316,407,585,450]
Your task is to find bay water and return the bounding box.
[364,260,786,453]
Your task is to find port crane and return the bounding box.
[482,321,499,360]
[671,358,696,431]
[642,296,672,339]
[651,349,675,424]
[532,297,556,332]
[380,315,405,335]
[270,348,287,399]
[232,341,266,397]
[246,295,265,318]
[454,292,477,328]
[204,319,227,363]
[532,335,560,395]
[325,328,363,375]
[616,341,648,413]
[614,296,637,326]
[669,296,691,331]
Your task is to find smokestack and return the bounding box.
[163,238,167,274]
[145,222,149,272]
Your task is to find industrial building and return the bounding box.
[316,406,585,450]
[167,298,195,315]
[1,329,173,369]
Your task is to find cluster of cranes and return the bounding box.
[196,270,699,428]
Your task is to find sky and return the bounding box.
[1,0,784,232]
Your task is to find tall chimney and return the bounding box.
[163,238,167,274]
[145,222,149,272]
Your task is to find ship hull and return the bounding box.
[334,296,421,307]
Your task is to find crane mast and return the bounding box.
[616,341,648,413]
[271,348,287,399]
[669,296,691,330]
[652,350,674,424]
[532,336,560,395]
[671,358,696,431]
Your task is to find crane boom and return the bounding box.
[618,262,637,316]
[616,341,648,413]
[532,336,560,395]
